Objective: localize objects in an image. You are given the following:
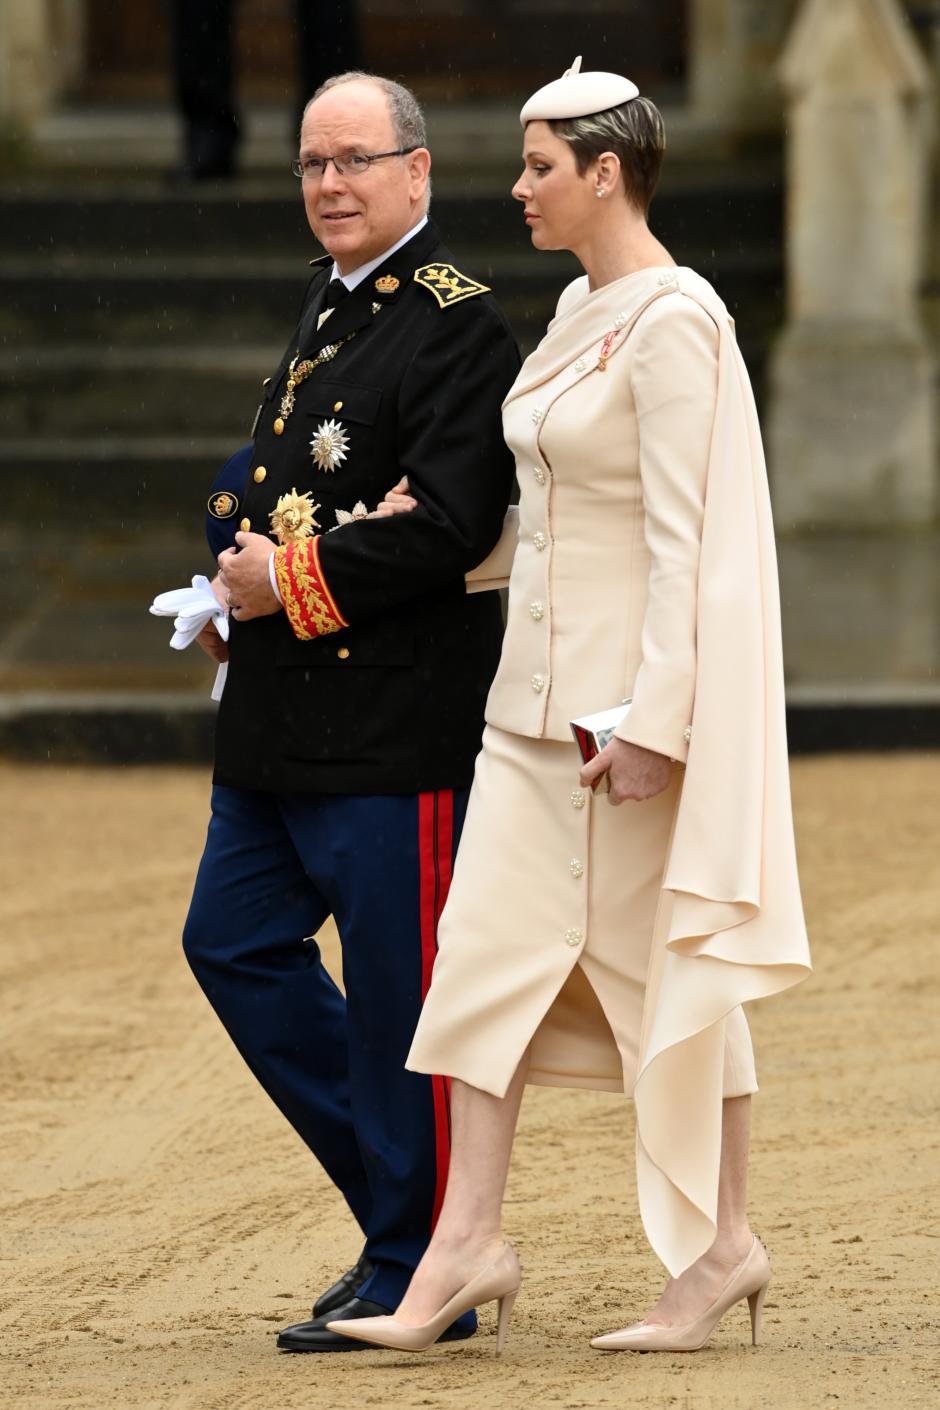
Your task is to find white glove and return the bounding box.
[149,575,230,649]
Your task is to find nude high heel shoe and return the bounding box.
[590,1235,770,1353]
[327,1241,522,1355]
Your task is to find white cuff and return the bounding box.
[268,552,283,604]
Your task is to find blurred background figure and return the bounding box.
[167,0,362,181]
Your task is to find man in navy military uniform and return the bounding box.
[182,72,519,1351]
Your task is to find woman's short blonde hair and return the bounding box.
[548,97,666,214]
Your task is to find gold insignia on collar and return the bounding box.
[374,274,400,294]
[414,263,490,309]
[310,418,350,473]
[208,491,238,520]
[270,488,322,544]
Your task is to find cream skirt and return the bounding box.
[408,725,756,1099]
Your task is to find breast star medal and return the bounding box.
[310,418,350,473]
[334,501,368,528]
[269,488,321,545]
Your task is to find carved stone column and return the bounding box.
[768,0,937,529]
[688,0,796,136]
[0,0,85,128]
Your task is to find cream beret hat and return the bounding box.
[520,55,640,125]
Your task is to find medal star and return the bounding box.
[334,501,369,527]
[310,418,350,473]
[269,488,321,545]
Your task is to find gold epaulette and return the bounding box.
[414,263,490,309]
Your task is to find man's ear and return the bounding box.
[408,147,432,201]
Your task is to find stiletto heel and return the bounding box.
[747,1279,768,1345]
[591,1236,771,1353]
[328,1241,522,1353]
[495,1288,518,1356]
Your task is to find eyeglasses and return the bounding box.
[291,147,418,180]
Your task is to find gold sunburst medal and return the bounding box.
[269,488,321,545]
[310,418,350,473]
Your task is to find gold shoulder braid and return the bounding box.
[413,263,490,310]
[273,333,357,435]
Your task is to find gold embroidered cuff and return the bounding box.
[275,537,349,640]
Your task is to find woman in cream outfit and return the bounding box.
[331,59,811,1355]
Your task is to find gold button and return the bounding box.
[274,417,285,435]
[337,646,350,660]
[253,466,267,483]
[570,790,586,810]
[333,400,344,412]
[240,517,251,532]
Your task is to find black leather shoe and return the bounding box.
[312,1253,375,1319]
[276,1296,476,1352]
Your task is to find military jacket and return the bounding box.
[213,219,520,795]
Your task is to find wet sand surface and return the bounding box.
[2,755,938,1409]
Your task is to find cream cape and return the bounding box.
[510,269,811,1275]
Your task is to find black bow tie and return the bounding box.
[323,278,350,309]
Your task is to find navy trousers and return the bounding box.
[183,783,470,1315]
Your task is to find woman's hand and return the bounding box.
[579,737,672,806]
[369,475,417,518]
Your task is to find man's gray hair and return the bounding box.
[304,72,428,151]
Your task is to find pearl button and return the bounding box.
[683,725,692,742]
[253,466,267,483]
[570,790,586,810]
[533,532,547,551]
[239,517,251,532]
[574,358,586,372]
[657,272,677,287]
[531,673,545,693]
[614,311,628,329]
[531,407,543,425]
[565,927,583,947]
[529,602,544,621]
[533,467,546,486]
[569,858,584,879]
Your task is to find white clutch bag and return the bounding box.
[569,700,632,794]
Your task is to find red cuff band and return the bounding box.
[274,537,348,640]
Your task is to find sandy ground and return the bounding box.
[2,755,938,1410]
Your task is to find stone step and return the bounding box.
[0,436,240,526]
[0,250,781,361]
[0,347,281,440]
[4,694,939,766]
[0,173,785,257]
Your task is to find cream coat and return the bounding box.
[412,267,811,1276]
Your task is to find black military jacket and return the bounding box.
[213,219,520,795]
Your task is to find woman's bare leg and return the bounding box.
[642,1094,754,1326]
[393,1057,528,1326]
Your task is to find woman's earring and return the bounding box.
[595,187,605,198]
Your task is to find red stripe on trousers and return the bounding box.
[418,790,455,1230]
